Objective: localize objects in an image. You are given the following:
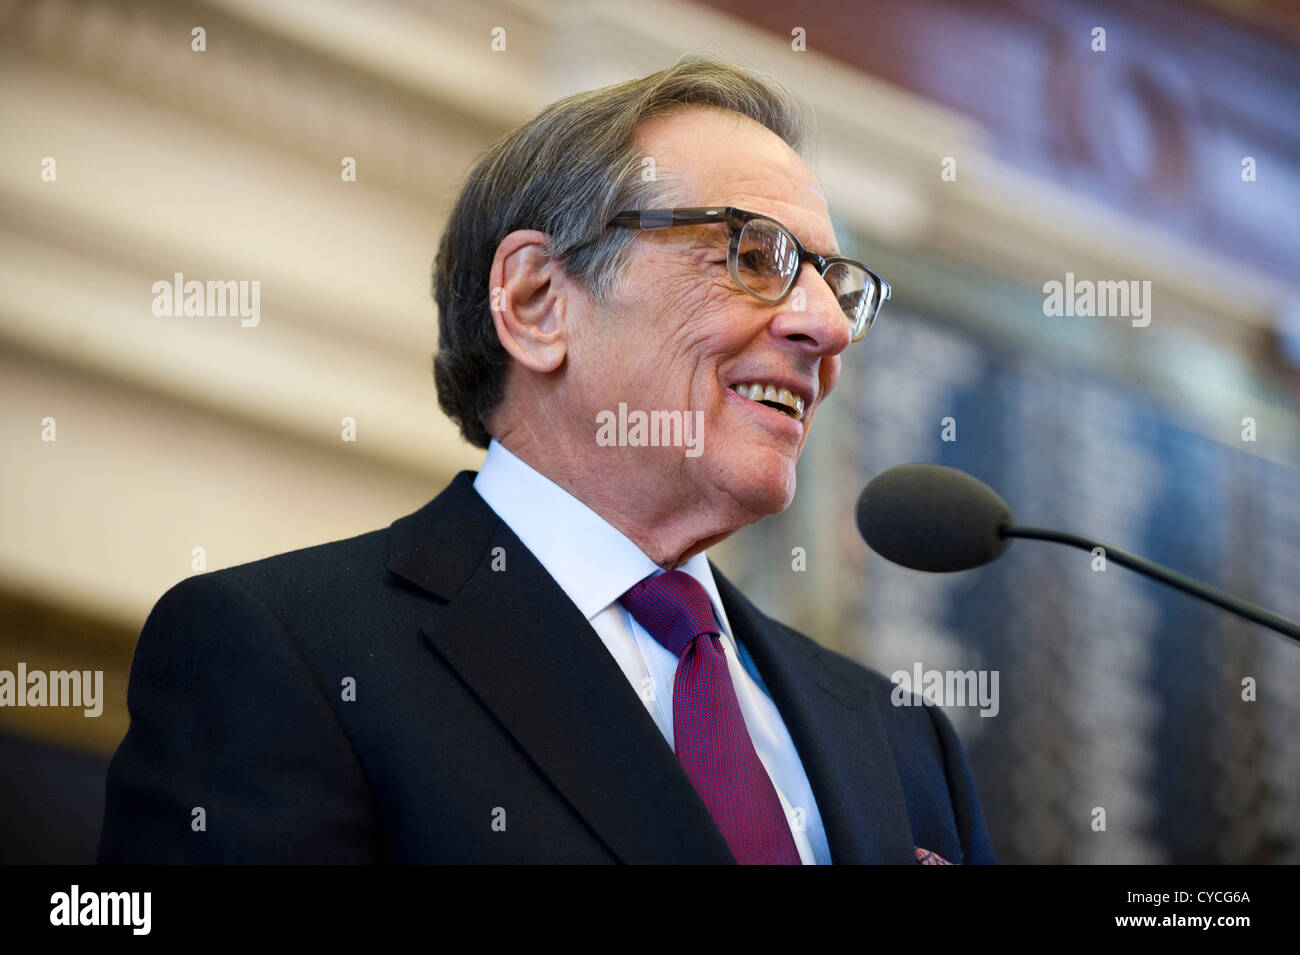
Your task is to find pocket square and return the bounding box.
[914,846,953,865]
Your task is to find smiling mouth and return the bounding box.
[729,382,806,421]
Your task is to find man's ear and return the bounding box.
[488,230,568,374]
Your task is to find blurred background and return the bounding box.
[2,0,1297,864]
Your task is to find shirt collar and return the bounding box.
[471,439,732,635]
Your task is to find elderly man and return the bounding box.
[98,55,997,865]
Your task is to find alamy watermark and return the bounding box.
[1043,272,1151,328]
[152,272,260,327]
[0,663,103,717]
[50,885,150,935]
[596,402,704,458]
[891,663,999,718]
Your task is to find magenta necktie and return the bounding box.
[619,570,802,865]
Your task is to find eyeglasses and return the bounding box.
[606,207,890,342]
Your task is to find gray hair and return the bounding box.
[432,54,812,449]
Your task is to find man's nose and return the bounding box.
[769,263,852,356]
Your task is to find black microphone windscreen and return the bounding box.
[856,464,1015,572]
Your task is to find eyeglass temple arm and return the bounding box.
[607,208,732,230]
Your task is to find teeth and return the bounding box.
[729,382,806,421]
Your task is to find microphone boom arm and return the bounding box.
[999,524,1300,642]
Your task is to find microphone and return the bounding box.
[856,463,1300,643]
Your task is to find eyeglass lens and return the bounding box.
[735,218,878,339]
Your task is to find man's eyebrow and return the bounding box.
[687,229,727,250]
[782,220,840,258]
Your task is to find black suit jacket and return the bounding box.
[98,471,998,864]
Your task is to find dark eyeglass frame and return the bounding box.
[606,206,891,342]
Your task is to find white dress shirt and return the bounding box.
[473,439,831,864]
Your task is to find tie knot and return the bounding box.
[618,569,720,659]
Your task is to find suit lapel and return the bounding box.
[388,473,735,864]
[711,566,917,864]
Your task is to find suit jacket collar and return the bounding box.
[388,471,490,601]
[387,471,915,864]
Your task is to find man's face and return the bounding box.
[564,106,852,525]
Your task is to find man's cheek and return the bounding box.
[660,306,732,388]
[651,268,723,332]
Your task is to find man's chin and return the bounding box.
[717,461,797,519]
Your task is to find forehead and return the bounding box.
[634,106,838,254]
